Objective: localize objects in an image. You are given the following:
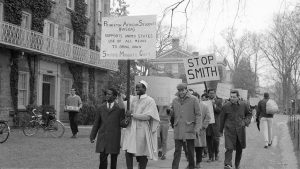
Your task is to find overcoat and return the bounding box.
[90,101,125,154]
[206,97,223,137]
[219,100,252,150]
[171,93,201,140]
[195,101,211,147]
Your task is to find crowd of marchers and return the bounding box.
[68,79,274,169]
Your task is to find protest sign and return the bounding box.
[183,54,220,84]
[135,76,182,105]
[188,83,206,96]
[100,15,156,60]
[249,97,261,106]
[203,100,215,124]
[216,83,233,99]
[234,89,248,101]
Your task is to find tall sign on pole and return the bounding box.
[100,15,156,60]
[100,15,156,110]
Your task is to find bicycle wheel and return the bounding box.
[23,120,39,136]
[0,122,10,143]
[48,120,65,138]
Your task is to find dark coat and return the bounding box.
[206,97,223,137]
[219,100,252,150]
[257,99,274,119]
[90,101,125,154]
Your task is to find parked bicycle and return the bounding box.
[0,120,10,143]
[23,109,65,138]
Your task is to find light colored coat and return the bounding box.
[171,93,201,140]
[195,101,211,147]
[122,94,160,160]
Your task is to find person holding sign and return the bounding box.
[206,89,223,162]
[219,90,252,169]
[65,88,82,138]
[122,80,160,169]
[170,83,201,169]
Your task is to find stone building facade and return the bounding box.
[0,0,117,123]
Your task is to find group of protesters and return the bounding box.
[86,80,254,169]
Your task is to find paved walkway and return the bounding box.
[130,115,299,169]
[0,115,298,169]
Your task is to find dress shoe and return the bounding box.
[158,151,162,158]
[224,164,232,169]
[264,145,268,149]
[268,140,272,146]
[160,154,166,160]
[71,134,77,138]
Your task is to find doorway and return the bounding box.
[42,75,55,106]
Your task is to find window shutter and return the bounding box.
[54,24,59,39]
[43,20,49,36]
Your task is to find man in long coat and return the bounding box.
[193,93,211,168]
[170,83,201,169]
[90,88,125,169]
[219,90,252,169]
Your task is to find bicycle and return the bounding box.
[23,109,65,138]
[0,120,10,143]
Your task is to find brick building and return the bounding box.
[0,0,117,123]
[149,39,229,90]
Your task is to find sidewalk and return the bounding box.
[133,115,299,169]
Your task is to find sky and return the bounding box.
[120,0,299,87]
[122,0,298,53]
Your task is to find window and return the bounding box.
[21,11,31,29]
[18,72,29,109]
[66,0,74,10]
[43,20,58,38]
[172,64,179,73]
[65,27,73,43]
[84,35,90,48]
[157,64,164,71]
[84,0,90,17]
[0,2,3,21]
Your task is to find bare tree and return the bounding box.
[221,28,249,71]
[260,12,300,110]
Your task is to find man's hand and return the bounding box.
[90,139,95,143]
[126,110,132,117]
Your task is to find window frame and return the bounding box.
[171,63,179,73]
[84,0,90,18]
[0,2,3,21]
[21,11,32,30]
[64,27,73,43]
[66,0,74,10]
[18,71,29,109]
[84,35,90,48]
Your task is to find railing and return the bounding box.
[289,114,300,150]
[0,21,118,71]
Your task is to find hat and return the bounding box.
[177,83,187,90]
[139,80,148,89]
[264,92,269,99]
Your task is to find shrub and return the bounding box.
[77,103,97,125]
